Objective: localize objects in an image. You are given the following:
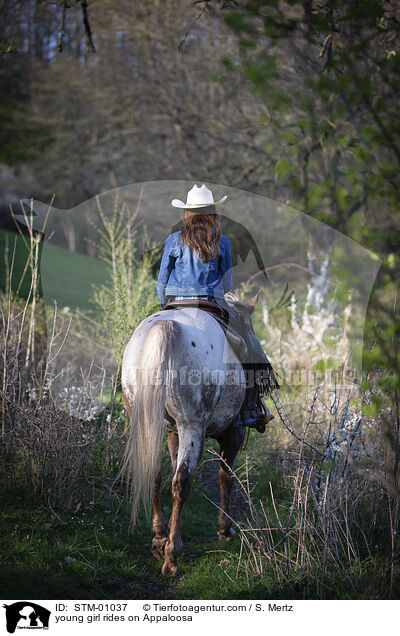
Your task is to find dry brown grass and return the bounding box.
[0,288,96,508]
[205,379,400,597]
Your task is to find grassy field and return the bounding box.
[0,227,110,310]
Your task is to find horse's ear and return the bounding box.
[247,289,261,313]
[248,289,262,309]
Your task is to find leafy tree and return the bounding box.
[212,0,399,496]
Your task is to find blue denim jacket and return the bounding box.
[157,231,233,306]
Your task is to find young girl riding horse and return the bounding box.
[157,184,277,428]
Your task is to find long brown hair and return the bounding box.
[181,206,221,262]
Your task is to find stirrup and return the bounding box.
[241,403,268,430]
[242,396,274,433]
[255,397,274,433]
[260,396,274,425]
[242,413,266,428]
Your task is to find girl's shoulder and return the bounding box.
[220,234,231,250]
[166,230,181,244]
[164,230,182,254]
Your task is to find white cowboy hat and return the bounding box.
[171,184,227,209]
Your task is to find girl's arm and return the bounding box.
[156,234,177,306]
[221,236,233,293]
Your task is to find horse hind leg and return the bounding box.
[151,431,179,561]
[161,460,191,576]
[161,428,203,576]
[151,471,169,561]
[167,431,179,475]
[217,422,243,541]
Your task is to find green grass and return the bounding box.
[0,227,111,311]
[40,242,111,311]
[0,227,40,299]
[0,476,168,599]
[0,471,253,599]
[1,434,397,601]
[0,433,289,600]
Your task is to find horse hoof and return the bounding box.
[218,528,236,542]
[151,537,168,561]
[161,561,180,577]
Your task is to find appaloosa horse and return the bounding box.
[121,293,260,576]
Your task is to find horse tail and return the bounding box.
[122,319,179,526]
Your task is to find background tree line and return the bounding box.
[0,0,277,210]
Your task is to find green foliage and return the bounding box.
[0,40,17,54]
[89,203,158,363]
[274,158,295,182]
[220,0,400,416]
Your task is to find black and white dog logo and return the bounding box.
[3,602,51,633]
